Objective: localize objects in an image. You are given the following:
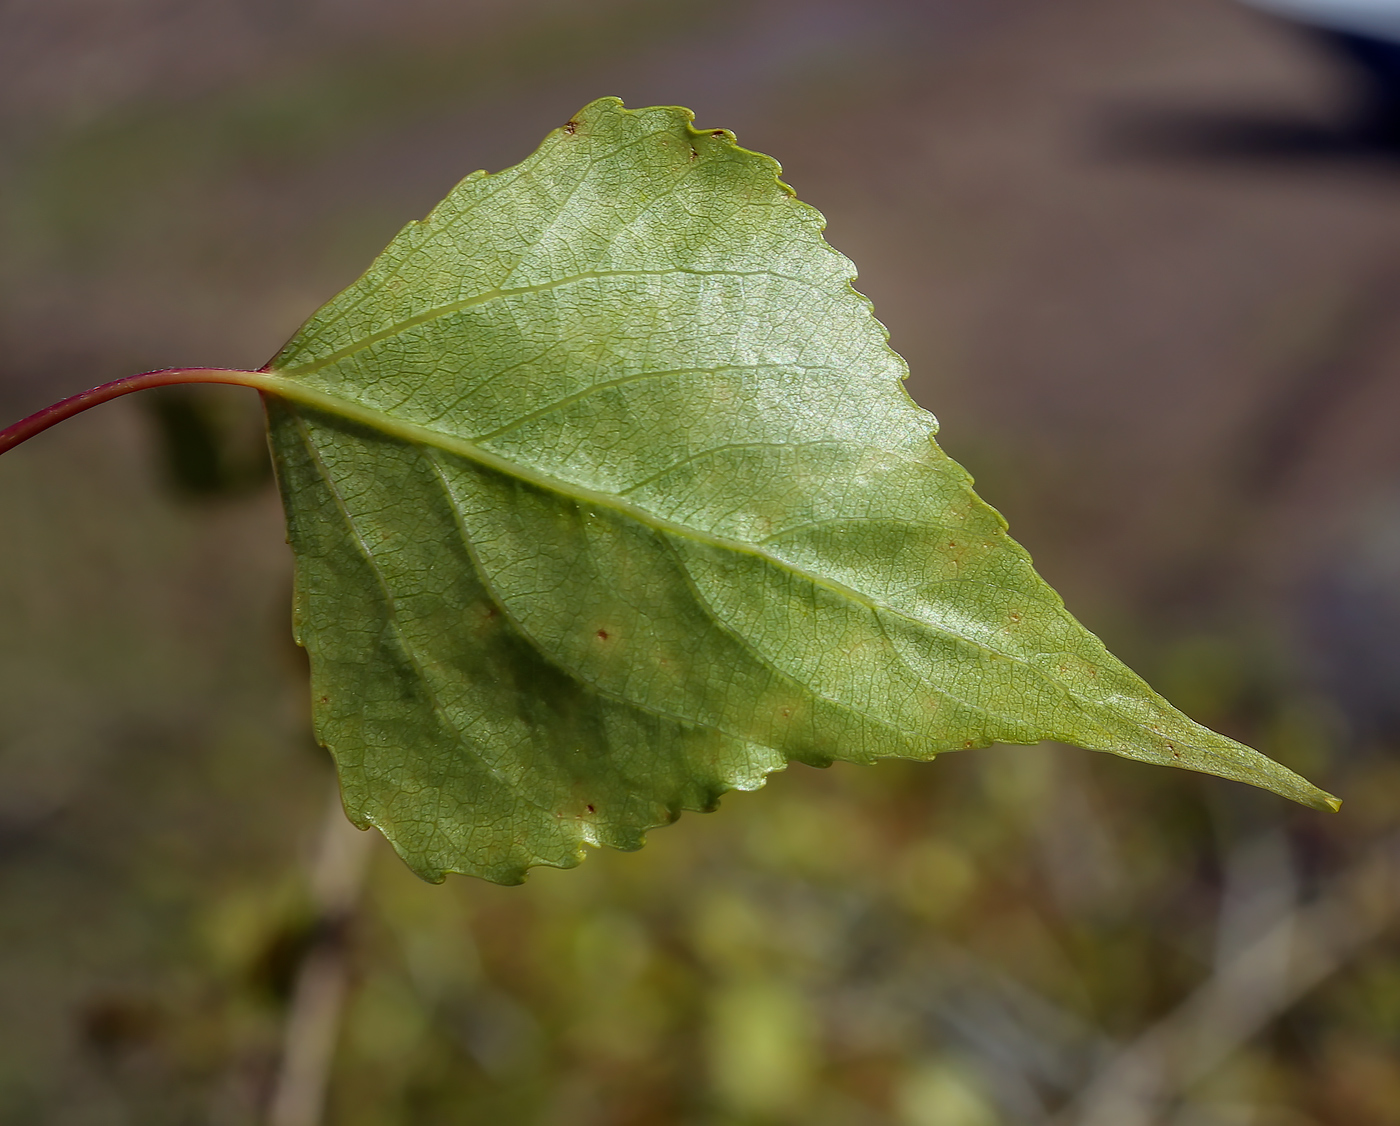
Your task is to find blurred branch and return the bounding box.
[266,785,375,1126]
[1059,832,1400,1126]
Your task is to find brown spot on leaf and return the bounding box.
[586,804,596,813]
[563,120,579,135]
[596,629,610,641]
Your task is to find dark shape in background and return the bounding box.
[1100,1,1400,162]
[145,386,274,499]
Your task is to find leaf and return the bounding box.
[262,97,1337,884]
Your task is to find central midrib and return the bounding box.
[251,369,998,651]
[251,370,1327,806]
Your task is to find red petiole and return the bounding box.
[0,368,275,457]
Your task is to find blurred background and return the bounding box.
[2,0,1399,1122]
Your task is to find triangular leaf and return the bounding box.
[262,98,1336,883]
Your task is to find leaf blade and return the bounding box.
[265,98,1336,883]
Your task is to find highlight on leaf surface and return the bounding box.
[0,98,1339,885]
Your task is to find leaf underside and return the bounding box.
[265,98,1336,884]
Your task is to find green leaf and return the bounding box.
[263,97,1337,884]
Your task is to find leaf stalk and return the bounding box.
[0,367,277,456]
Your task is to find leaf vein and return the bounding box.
[421,449,756,747]
[655,534,931,748]
[471,364,791,443]
[277,268,827,378]
[291,408,549,823]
